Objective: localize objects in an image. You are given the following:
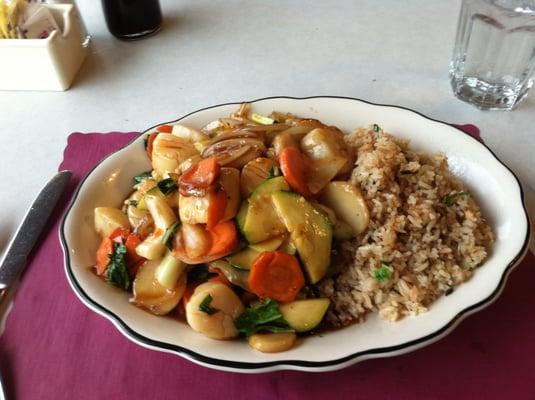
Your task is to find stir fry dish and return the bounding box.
[93,103,493,353]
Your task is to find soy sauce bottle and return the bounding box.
[101,0,162,40]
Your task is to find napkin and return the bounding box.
[1,127,533,400]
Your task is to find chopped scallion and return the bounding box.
[199,294,219,315]
[444,191,470,206]
[162,221,180,250]
[373,262,393,283]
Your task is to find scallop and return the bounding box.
[185,282,244,340]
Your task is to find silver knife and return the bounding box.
[0,170,72,305]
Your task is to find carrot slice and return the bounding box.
[95,237,114,275]
[179,156,220,189]
[248,251,305,303]
[207,188,228,229]
[156,124,173,133]
[205,220,238,257]
[172,220,238,264]
[109,227,130,242]
[279,147,312,197]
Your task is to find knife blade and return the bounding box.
[0,170,72,302]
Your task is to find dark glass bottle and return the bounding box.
[101,0,162,40]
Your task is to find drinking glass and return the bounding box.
[450,0,535,110]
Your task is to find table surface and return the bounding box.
[1,0,534,256]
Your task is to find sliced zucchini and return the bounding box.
[278,299,330,332]
[271,191,332,284]
[278,235,297,255]
[236,201,249,240]
[209,260,250,291]
[242,176,290,244]
[227,247,260,270]
[249,235,286,252]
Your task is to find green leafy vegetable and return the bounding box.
[106,243,130,290]
[445,285,454,296]
[199,294,220,315]
[129,200,138,207]
[373,263,393,283]
[157,178,178,195]
[133,171,152,184]
[373,124,381,132]
[162,221,180,250]
[444,191,470,206]
[234,298,293,337]
[187,265,218,283]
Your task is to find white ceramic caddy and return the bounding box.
[0,4,88,91]
[61,96,530,373]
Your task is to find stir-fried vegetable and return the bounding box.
[248,251,305,303]
[234,298,293,337]
[279,147,312,197]
[92,104,374,353]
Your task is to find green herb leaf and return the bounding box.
[162,221,180,250]
[268,166,281,179]
[106,243,130,290]
[373,263,393,283]
[157,178,178,195]
[199,294,219,315]
[373,124,381,132]
[129,200,138,207]
[187,265,218,283]
[144,135,149,150]
[133,171,152,184]
[444,191,470,206]
[234,298,293,337]
[445,285,454,296]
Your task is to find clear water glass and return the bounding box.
[450,0,535,110]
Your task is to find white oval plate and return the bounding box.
[60,96,530,373]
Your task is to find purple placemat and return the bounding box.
[1,127,533,400]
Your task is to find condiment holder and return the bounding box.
[0,3,88,91]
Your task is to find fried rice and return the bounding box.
[317,126,494,327]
